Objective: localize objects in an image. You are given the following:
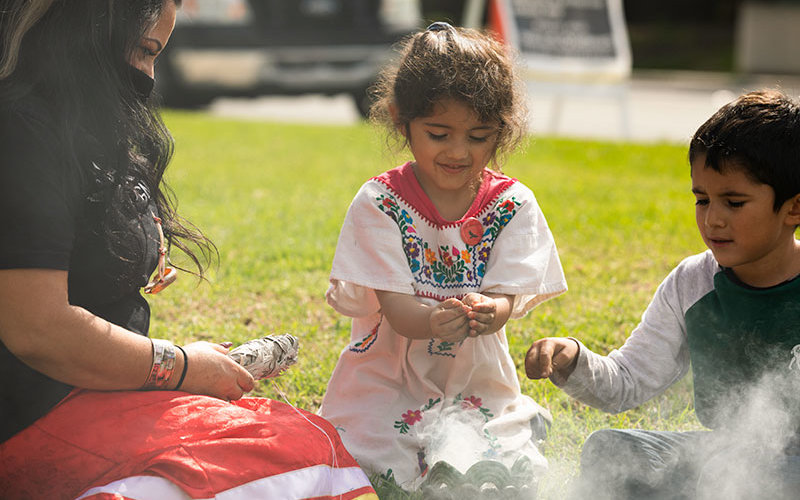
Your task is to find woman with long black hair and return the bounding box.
[0,1,376,498]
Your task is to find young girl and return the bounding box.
[319,22,568,491]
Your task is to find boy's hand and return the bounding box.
[430,298,471,342]
[525,337,580,380]
[463,292,497,337]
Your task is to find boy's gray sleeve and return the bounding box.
[552,252,716,413]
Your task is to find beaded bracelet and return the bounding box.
[142,338,177,390]
[174,345,188,391]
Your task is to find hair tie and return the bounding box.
[426,21,453,32]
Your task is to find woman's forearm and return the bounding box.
[0,269,171,390]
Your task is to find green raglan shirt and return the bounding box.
[557,250,800,431]
[686,269,800,428]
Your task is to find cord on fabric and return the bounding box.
[270,380,343,499]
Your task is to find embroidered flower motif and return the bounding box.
[461,395,483,409]
[478,243,491,263]
[402,409,422,425]
[394,398,441,434]
[482,429,502,457]
[405,240,420,259]
[382,198,396,209]
[482,212,497,226]
[461,250,471,263]
[500,199,516,212]
[425,248,437,264]
[454,393,495,422]
[441,249,453,267]
[402,211,413,224]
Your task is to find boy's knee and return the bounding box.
[580,429,630,468]
[577,428,677,499]
[571,430,632,499]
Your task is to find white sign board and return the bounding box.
[496,0,631,82]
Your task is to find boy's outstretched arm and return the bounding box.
[375,290,471,342]
[525,337,580,380]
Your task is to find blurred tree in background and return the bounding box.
[624,0,738,71]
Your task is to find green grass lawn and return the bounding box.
[155,110,708,498]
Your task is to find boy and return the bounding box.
[526,90,800,499]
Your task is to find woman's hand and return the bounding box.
[178,341,255,401]
[525,337,580,380]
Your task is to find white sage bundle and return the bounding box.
[228,334,299,380]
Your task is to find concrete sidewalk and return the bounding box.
[207,70,800,144]
[528,70,800,144]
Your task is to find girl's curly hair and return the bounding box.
[370,23,528,168]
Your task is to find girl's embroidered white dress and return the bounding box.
[320,162,567,489]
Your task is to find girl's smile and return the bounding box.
[404,99,499,220]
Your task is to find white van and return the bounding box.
[156,0,421,116]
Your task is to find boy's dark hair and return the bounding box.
[370,23,527,166]
[689,89,800,211]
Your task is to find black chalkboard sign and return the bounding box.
[496,0,631,78]
[512,0,614,58]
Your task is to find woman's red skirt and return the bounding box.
[0,390,376,500]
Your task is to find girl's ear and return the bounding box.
[784,193,800,226]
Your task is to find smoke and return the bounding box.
[416,405,490,474]
[692,359,800,499]
[412,405,548,497]
[402,348,800,499]
[556,346,800,500]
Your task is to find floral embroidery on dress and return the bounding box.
[454,393,494,422]
[427,338,463,358]
[377,194,423,274]
[376,192,522,291]
[481,428,502,459]
[394,397,441,434]
[349,316,381,353]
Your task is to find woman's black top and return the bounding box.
[0,85,161,443]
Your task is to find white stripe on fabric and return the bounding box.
[75,475,191,500]
[74,465,372,500]
[216,465,372,500]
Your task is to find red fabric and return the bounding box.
[0,390,374,499]
[373,162,517,228]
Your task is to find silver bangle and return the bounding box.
[143,338,177,390]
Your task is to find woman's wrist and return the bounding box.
[173,345,188,391]
[142,338,177,390]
